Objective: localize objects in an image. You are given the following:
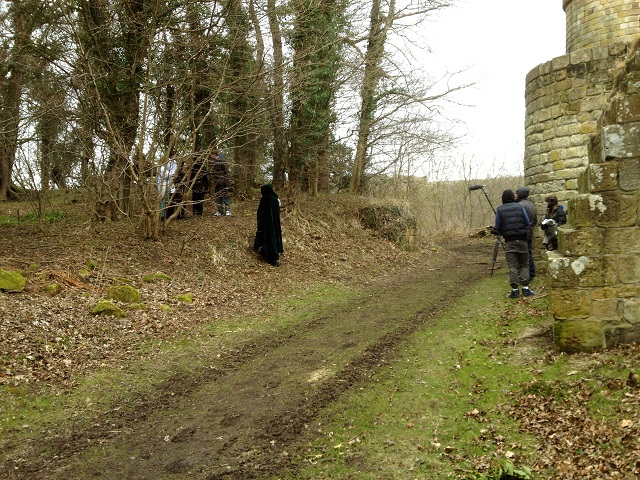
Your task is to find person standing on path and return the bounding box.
[494,189,534,299]
[515,186,537,283]
[253,184,283,267]
[211,150,232,216]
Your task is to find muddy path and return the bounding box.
[2,242,492,479]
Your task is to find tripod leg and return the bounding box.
[491,237,500,277]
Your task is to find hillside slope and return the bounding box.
[0,192,445,391]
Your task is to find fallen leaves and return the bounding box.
[504,345,640,479]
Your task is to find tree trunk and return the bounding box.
[0,2,30,201]
[287,0,345,194]
[267,0,287,191]
[350,0,394,195]
[226,0,262,197]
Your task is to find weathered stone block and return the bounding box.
[571,192,640,228]
[559,227,604,256]
[602,122,640,159]
[547,254,618,288]
[616,94,640,123]
[623,299,640,324]
[587,162,618,192]
[605,325,640,347]
[592,299,620,319]
[566,146,589,159]
[553,52,570,68]
[619,254,640,283]
[604,227,640,254]
[581,96,606,112]
[618,158,640,191]
[566,179,579,190]
[592,285,640,300]
[553,317,605,353]
[549,288,591,319]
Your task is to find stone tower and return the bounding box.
[524,0,640,352]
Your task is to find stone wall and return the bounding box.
[564,0,640,52]
[547,43,640,352]
[524,43,630,211]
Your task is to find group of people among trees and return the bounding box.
[493,186,567,299]
[156,149,283,267]
[157,150,232,220]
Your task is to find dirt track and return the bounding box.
[1,242,491,479]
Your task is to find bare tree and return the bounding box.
[0,0,46,200]
[348,0,469,194]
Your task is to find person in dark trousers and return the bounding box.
[190,155,210,217]
[494,189,534,299]
[541,194,567,251]
[515,186,537,282]
[211,150,232,216]
[253,184,283,266]
[170,161,189,219]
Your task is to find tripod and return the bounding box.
[469,185,504,276]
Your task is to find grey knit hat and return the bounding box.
[516,186,530,199]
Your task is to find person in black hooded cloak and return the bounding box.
[253,184,283,266]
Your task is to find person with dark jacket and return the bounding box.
[190,155,210,216]
[211,150,232,216]
[495,189,534,298]
[253,184,283,266]
[170,161,189,220]
[541,195,567,251]
[515,186,537,282]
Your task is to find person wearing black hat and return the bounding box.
[253,184,283,266]
[541,195,567,251]
[515,186,537,281]
[494,189,534,299]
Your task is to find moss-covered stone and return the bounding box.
[161,304,174,312]
[553,317,605,353]
[45,283,62,296]
[550,289,591,319]
[92,300,126,317]
[106,285,140,304]
[78,269,92,280]
[176,293,194,303]
[126,302,147,311]
[0,270,26,293]
[142,272,172,283]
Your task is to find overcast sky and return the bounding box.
[420,0,566,179]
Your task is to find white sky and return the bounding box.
[420,0,566,179]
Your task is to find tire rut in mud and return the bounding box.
[3,242,492,480]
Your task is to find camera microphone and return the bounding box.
[468,184,486,191]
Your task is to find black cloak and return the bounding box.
[254,184,283,265]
